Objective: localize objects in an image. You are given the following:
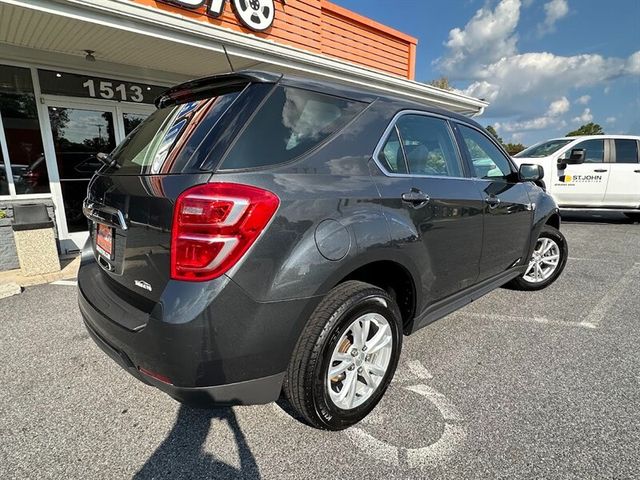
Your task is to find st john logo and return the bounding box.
[160,0,276,32]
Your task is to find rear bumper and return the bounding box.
[78,259,320,406]
[83,313,283,406]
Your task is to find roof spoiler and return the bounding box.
[155,71,282,108]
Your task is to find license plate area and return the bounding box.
[96,223,114,260]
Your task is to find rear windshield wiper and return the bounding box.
[97,152,119,170]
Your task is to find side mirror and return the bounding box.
[519,163,544,182]
[566,148,585,165]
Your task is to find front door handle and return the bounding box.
[485,196,501,208]
[593,169,608,173]
[634,170,640,173]
[401,189,430,208]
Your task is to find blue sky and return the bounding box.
[337,0,640,146]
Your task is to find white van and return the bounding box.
[513,135,640,221]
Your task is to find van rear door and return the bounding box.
[82,79,274,328]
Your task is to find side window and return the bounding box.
[377,128,407,174]
[458,125,513,179]
[393,115,462,177]
[221,86,366,170]
[562,139,604,163]
[613,139,639,164]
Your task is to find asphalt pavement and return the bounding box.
[1,212,639,479]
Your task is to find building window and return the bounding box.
[0,65,50,194]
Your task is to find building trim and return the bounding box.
[2,0,487,115]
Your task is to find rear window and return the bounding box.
[220,86,366,170]
[105,89,242,174]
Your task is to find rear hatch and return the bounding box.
[82,75,276,329]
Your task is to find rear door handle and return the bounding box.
[401,189,430,208]
[593,169,608,173]
[485,196,501,208]
[634,170,640,173]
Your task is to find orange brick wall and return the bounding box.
[131,0,417,79]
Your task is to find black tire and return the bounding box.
[508,225,568,291]
[624,212,640,223]
[283,280,403,430]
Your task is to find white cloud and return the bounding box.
[605,117,616,124]
[626,51,640,74]
[495,97,570,132]
[576,95,591,105]
[539,0,569,34]
[439,0,521,78]
[436,0,640,119]
[572,108,593,123]
[548,96,570,116]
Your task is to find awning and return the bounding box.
[0,0,488,115]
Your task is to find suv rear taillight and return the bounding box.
[171,183,279,281]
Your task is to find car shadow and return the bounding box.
[561,211,636,225]
[133,405,261,480]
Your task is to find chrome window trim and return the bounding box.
[372,110,473,181]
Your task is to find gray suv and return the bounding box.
[78,71,567,430]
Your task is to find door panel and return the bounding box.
[373,114,484,307]
[553,139,609,206]
[375,176,484,303]
[604,139,640,207]
[456,123,533,280]
[475,180,533,280]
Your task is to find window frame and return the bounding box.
[372,110,470,180]
[609,138,640,164]
[451,120,519,182]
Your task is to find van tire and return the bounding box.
[283,281,402,430]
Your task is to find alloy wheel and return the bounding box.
[327,313,393,410]
[523,237,561,283]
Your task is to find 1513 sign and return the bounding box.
[38,70,166,105]
[159,0,277,32]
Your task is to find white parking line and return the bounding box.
[50,280,77,286]
[579,262,640,329]
[460,312,593,329]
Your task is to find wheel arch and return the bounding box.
[330,258,418,334]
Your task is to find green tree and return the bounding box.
[504,143,526,155]
[566,122,604,136]
[486,125,504,144]
[429,77,453,91]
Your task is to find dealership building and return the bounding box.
[0,0,487,271]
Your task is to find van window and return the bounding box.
[515,139,572,158]
[378,128,408,174]
[220,87,366,170]
[106,89,242,174]
[562,139,604,163]
[459,125,513,179]
[392,115,462,177]
[613,139,639,163]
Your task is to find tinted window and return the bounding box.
[459,125,512,179]
[563,139,604,163]
[392,115,462,177]
[614,139,639,164]
[221,87,366,170]
[0,65,50,194]
[378,127,407,174]
[515,139,572,158]
[107,90,241,174]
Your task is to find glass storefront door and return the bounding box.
[44,99,154,250]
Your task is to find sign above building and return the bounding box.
[160,0,276,31]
